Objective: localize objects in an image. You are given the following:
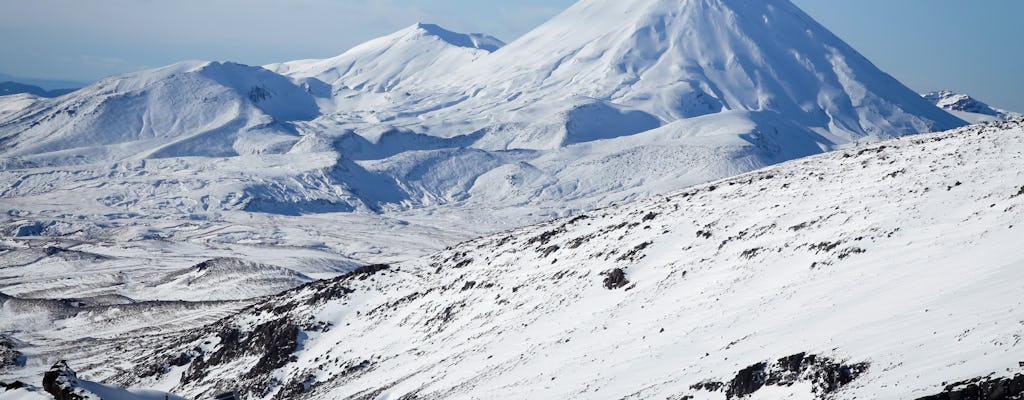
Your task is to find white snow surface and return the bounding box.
[107,119,1024,400]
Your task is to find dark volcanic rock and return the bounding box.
[0,380,27,391]
[602,268,629,289]
[727,362,768,398]
[182,317,300,395]
[689,353,869,399]
[915,374,1024,400]
[42,361,87,400]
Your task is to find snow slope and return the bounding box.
[93,119,1024,400]
[0,61,319,165]
[266,23,503,98]
[923,90,1022,124]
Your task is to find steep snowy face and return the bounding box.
[109,120,1024,400]
[0,61,319,165]
[416,0,962,148]
[267,23,504,96]
[923,90,1022,124]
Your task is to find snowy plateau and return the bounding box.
[0,0,1021,399]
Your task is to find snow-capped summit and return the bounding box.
[266,23,504,96]
[923,90,1022,124]
[418,0,964,148]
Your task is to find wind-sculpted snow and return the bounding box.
[100,120,1024,399]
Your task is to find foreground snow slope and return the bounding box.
[103,119,1024,400]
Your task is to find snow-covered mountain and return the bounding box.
[0,0,999,396]
[0,61,319,165]
[0,0,965,245]
[266,23,503,98]
[399,0,963,148]
[38,118,1019,400]
[923,90,1022,124]
[0,82,77,98]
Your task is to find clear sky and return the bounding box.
[1,0,1020,111]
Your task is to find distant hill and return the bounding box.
[923,90,1022,124]
[0,81,78,98]
[0,72,88,92]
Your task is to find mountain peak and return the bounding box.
[438,0,963,140]
[266,24,503,94]
[404,23,505,52]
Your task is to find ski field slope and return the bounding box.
[104,119,1024,400]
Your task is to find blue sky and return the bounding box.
[1,0,1020,111]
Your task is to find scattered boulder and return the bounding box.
[42,361,93,400]
[602,268,629,289]
[689,353,869,399]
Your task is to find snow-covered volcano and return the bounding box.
[0,0,966,234]
[404,0,963,149]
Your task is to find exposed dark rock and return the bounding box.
[0,380,26,391]
[915,374,1024,400]
[350,264,390,280]
[42,361,87,400]
[169,352,193,367]
[527,227,565,247]
[740,247,762,259]
[727,362,768,398]
[602,268,629,289]
[690,380,725,392]
[539,245,560,258]
[617,241,652,262]
[690,353,869,399]
[180,318,300,398]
